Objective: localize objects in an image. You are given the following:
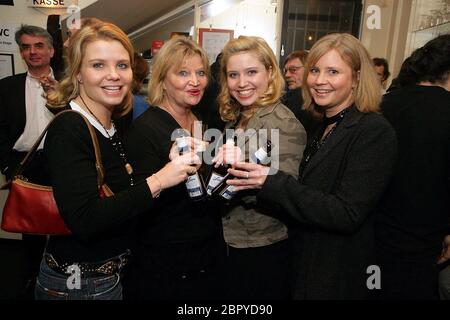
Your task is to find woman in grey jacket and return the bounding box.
[213,35,306,299]
[228,33,397,299]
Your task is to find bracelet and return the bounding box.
[151,173,163,198]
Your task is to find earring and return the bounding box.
[77,77,83,84]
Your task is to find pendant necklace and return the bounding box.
[79,95,135,186]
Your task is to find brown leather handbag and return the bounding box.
[1,110,113,235]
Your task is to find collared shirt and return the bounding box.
[13,69,55,151]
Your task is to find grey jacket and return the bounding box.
[222,101,307,248]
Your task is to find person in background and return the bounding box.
[376,34,450,300]
[38,21,198,300]
[131,52,150,120]
[373,57,390,94]
[281,50,320,137]
[125,37,225,300]
[196,52,225,131]
[0,24,56,299]
[214,35,306,299]
[227,33,397,299]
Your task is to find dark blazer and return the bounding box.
[257,106,397,299]
[0,72,27,178]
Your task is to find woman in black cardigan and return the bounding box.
[227,33,397,299]
[38,22,198,300]
[124,37,225,299]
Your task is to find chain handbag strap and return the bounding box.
[8,110,107,189]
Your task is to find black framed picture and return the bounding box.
[0,53,14,80]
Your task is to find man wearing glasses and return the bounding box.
[282,50,319,136]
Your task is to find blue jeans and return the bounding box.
[35,254,125,300]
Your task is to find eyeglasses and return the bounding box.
[283,66,304,74]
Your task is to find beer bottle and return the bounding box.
[175,129,206,201]
[212,139,272,201]
[205,136,236,195]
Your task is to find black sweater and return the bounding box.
[125,106,221,246]
[44,111,153,263]
[377,85,450,259]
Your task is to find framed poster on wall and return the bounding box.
[198,28,234,64]
[0,53,14,80]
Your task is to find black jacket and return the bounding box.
[258,107,397,299]
[0,72,27,177]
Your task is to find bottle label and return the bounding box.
[176,137,189,154]
[219,185,236,200]
[186,173,203,197]
[206,172,225,195]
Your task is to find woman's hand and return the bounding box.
[147,152,200,198]
[169,137,206,166]
[437,235,450,264]
[226,162,270,192]
[212,144,242,168]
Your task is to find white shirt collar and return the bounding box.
[69,101,116,138]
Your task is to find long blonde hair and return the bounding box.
[218,36,285,125]
[302,33,381,114]
[47,22,135,117]
[148,37,210,106]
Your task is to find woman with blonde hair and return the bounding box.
[227,33,397,299]
[37,22,198,300]
[213,35,306,299]
[125,37,225,299]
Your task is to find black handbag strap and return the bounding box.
[13,109,107,188]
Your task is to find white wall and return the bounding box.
[0,0,97,74]
[360,0,413,87]
[0,0,97,239]
[199,0,279,56]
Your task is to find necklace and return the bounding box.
[79,95,135,186]
[299,107,351,179]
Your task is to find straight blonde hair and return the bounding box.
[148,37,210,106]
[302,33,381,114]
[218,36,285,124]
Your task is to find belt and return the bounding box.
[44,251,130,278]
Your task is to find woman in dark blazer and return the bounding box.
[227,33,397,299]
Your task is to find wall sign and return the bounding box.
[0,53,15,80]
[0,24,19,52]
[198,28,234,64]
[27,0,76,8]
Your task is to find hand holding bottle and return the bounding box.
[146,152,201,198]
[212,142,243,168]
[226,162,270,191]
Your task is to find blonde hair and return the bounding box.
[302,33,381,115]
[218,36,284,125]
[47,22,135,117]
[148,37,210,106]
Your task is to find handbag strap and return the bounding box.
[14,109,107,188]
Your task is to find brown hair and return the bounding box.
[284,50,308,66]
[132,52,149,94]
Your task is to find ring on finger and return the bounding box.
[245,172,249,179]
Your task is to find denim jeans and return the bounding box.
[35,254,124,300]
